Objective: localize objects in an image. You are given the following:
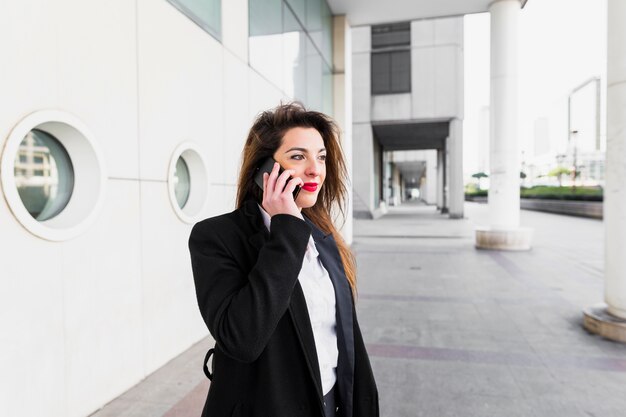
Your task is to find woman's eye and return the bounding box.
[319,155,327,161]
[291,154,304,160]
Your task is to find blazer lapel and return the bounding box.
[304,217,355,416]
[288,285,324,401]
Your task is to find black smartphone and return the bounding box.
[254,157,301,200]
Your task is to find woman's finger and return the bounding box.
[283,176,304,196]
[274,169,294,198]
[266,162,280,195]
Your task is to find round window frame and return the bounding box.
[1,110,107,241]
[167,142,209,224]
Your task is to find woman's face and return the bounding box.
[273,127,327,209]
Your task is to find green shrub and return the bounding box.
[464,188,488,197]
[464,186,603,201]
[520,186,603,201]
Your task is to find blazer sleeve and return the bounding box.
[188,214,311,363]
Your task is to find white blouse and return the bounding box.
[258,205,338,395]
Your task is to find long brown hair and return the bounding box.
[236,102,357,297]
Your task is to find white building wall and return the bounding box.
[372,94,412,121]
[411,17,464,120]
[368,17,463,123]
[0,1,293,416]
[333,16,354,243]
[351,26,376,215]
[1,1,143,416]
[351,26,372,124]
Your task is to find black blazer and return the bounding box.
[188,199,379,417]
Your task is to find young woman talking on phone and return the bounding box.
[188,103,379,417]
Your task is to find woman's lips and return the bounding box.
[302,183,318,192]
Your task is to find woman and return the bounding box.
[188,103,379,417]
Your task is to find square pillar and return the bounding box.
[332,15,353,243]
[448,118,464,219]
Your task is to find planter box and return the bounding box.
[520,199,603,219]
[464,196,603,219]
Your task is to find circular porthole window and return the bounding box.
[174,156,191,209]
[1,110,106,241]
[168,143,208,223]
[14,129,75,221]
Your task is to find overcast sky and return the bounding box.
[463,0,607,179]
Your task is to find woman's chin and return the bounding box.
[296,194,318,209]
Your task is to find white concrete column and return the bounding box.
[382,151,391,205]
[332,15,354,243]
[426,150,437,204]
[448,118,464,218]
[475,0,532,250]
[436,149,444,210]
[605,0,626,319]
[489,0,519,229]
[583,0,626,342]
[444,138,450,213]
[392,163,401,206]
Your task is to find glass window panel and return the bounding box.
[249,0,282,36]
[248,0,333,108]
[371,50,411,94]
[321,0,333,65]
[306,38,323,111]
[167,0,221,40]
[249,0,284,90]
[371,21,411,94]
[391,50,411,93]
[14,129,74,221]
[285,0,305,25]
[372,22,410,49]
[371,52,391,94]
[306,0,322,52]
[174,157,191,209]
[283,3,307,101]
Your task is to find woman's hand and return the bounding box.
[262,162,304,218]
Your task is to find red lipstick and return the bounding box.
[302,182,318,192]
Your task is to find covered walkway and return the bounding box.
[92,202,625,417]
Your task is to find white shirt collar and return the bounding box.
[258,203,272,231]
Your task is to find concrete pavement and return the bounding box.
[355,201,624,417]
[91,201,626,417]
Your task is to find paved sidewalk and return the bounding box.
[354,201,624,417]
[92,201,626,417]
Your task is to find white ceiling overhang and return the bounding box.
[327,0,528,26]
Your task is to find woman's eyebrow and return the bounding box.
[284,147,327,153]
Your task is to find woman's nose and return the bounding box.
[305,160,321,177]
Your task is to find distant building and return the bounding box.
[525,77,605,187]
